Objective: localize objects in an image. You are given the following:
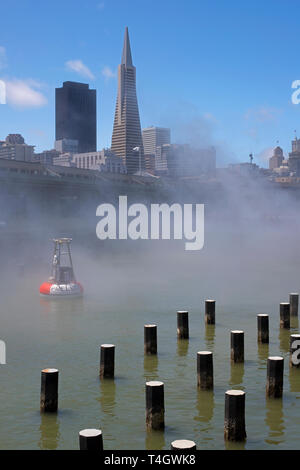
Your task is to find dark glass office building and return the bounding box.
[55,81,96,153]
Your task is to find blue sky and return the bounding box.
[0,0,300,166]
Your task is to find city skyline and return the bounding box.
[1,0,300,166]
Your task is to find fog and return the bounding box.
[1,170,300,449]
[1,170,300,314]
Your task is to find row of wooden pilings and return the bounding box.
[39,294,300,450]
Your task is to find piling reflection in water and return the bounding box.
[145,429,166,450]
[195,390,214,424]
[205,324,215,349]
[290,316,299,331]
[98,379,116,417]
[176,339,189,357]
[258,343,270,365]
[289,367,300,394]
[265,398,285,445]
[278,328,290,354]
[225,439,246,450]
[144,355,159,381]
[38,412,60,450]
[229,363,245,388]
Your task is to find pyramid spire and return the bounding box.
[111,27,144,174]
[121,26,133,67]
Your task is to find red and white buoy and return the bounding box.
[39,238,83,297]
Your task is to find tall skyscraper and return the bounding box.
[55,81,96,153]
[142,126,171,155]
[111,27,144,174]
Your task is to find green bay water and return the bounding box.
[0,221,300,450]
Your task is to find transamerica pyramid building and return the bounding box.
[111,27,144,174]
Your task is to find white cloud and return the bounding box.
[5,79,47,108]
[101,66,116,80]
[0,46,7,70]
[256,146,275,163]
[65,59,95,80]
[244,106,280,123]
[202,112,218,124]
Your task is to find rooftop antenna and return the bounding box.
[294,129,297,140]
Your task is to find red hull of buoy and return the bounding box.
[39,282,54,295]
[39,281,83,297]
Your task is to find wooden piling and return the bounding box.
[224,390,246,441]
[79,429,103,450]
[205,300,216,325]
[280,302,290,329]
[177,311,189,339]
[100,344,115,379]
[145,381,165,430]
[290,334,300,368]
[171,440,196,450]
[197,351,213,390]
[266,356,284,398]
[40,368,59,413]
[144,324,157,355]
[231,330,244,363]
[257,314,269,344]
[289,293,299,317]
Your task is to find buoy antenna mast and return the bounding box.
[50,238,75,283]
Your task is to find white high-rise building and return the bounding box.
[142,126,170,156]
